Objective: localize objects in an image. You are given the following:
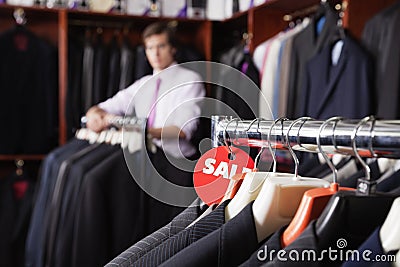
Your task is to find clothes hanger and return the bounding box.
[314,116,398,251]
[224,118,270,221]
[187,118,249,228]
[252,117,331,242]
[281,116,355,247]
[380,196,400,253]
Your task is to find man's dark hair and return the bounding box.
[142,21,178,48]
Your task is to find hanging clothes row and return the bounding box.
[66,27,204,138]
[0,21,59,154]
[66,29,151,138]
[212,32,261,120]
[105,116,400,266]
[254,1,374,120]
[25,117,188,267]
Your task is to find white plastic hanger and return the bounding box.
[395,251,400,267]
[252,117,331,242]
[224,118,271,221]
[380,197,400,253]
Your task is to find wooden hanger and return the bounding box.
[281,116,355,247]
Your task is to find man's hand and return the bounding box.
[86,106,113,132]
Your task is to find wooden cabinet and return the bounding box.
[0,0,397,162]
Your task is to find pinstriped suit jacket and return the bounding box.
[105,198,206,267]
[132,200,230,266]
[160,201,259,267]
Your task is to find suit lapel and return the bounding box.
[315,39,348,117]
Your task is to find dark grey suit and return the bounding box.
[105,198,206,267]
[362,2,400,119]
[132,200,230,266]
[160,201,259,267]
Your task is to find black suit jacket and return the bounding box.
[240,225,287,266]
[0,25,58,154]
[47,143,120,267]
[0,172,35,267]
[287,3,339,118]
[71,149,141,267]
[299,35,374,119]
[106,36,121,98]
[361,3,400,119]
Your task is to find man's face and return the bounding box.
[144,32,176,72]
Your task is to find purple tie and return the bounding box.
[147,78,161,128]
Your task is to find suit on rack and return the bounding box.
[92,34,110,105]
[0,172,35,267]
[362,2,400,119]
[46,143,120,267]
[342,226,398,267]
[298,35,374,119]
[71,149,145,267]
[25,138,90,267]
[287,3,339,118]
[132,200,230,266]
[119,38,136,90]
[0,25,58,154]
[160,201,260,267]
[106,36,121,98]
[105,198,207,267]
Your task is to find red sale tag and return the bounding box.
[193,146,254,206]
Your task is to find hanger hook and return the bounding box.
[296,117,314,150]
[223,118,240,160]
[368,118,377,158]
[331,116,345,154]
[251,118,269,169]
[317,116,344,183]
[267,117,288,173]
[286,117,313,177]
[351,115,376,181]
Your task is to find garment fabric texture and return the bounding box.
[298,34,374,119]
[25,138,90,267]
[287,3,339,118]
[105,198,207,267]
[132,200,230,266]
[342,226,398,267]
[361,2,400,119]
[240,225,288,266]
[71,149,144,267]
[160,201,259,267]
[45,143,120,267]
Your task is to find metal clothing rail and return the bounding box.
[211,116,400,159]
[81,115,147,130]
